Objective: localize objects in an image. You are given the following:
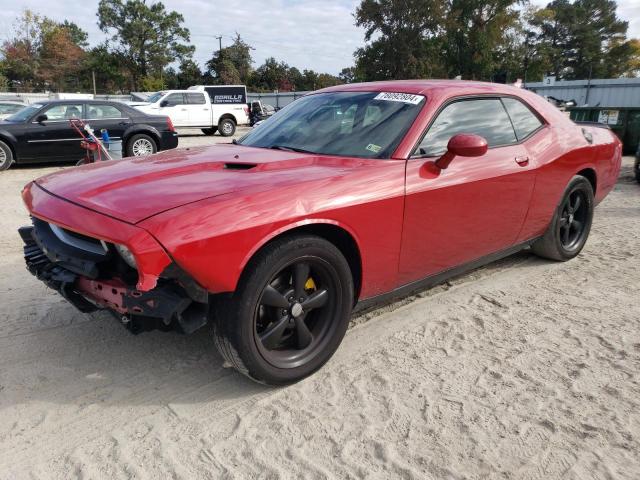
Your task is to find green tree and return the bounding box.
[354,0,446,80]
[1,10,88,91]
[61,20,89,48]
[97,0,194,90]
[528,1,574,78]
[606,38,640,77]
[530,0,635,79]
[140,75,164,91]
[1,10,49,90]
[205,34,253,84]
[39,25,86,91]
[81,43,129,93]
[300,69,319,90]
[176,59,203,88]
[249,57,289,91]
[338,67,357,83]
[0,73,8,91]
[568,0,629,78]
[442,0,520,80]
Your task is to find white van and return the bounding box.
[132,86,249,136]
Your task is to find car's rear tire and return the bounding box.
[202,127,217,136]
[218,118,236,137]
[213,235,354,385]
[0,140,14,171]
[126,134,157,157]
[532,175,594,261]
[634,157,640,184]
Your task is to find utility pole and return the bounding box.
[585,63,593,106]
[92,70,97,96]
[216,35,222,55]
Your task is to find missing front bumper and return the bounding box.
[19,224,209,334]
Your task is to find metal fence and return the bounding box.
[525,78,640,108]
[0,92,132,104]
[247,91,310,109]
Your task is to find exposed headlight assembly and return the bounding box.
[114,243,137,269]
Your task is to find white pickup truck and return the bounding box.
[132,85,250,136]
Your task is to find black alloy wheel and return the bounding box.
[255,258,338,369]
[557,189,589,250]
[213,235,353,385]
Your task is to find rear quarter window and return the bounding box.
[502,97,543,140]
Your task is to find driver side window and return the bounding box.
[415,98,517,157]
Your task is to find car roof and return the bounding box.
[317,79,528,97]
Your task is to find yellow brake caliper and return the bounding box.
[304,277,316,291]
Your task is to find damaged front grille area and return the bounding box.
[19,220,210,335]
[19,225,99,313]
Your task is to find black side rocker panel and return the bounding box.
[353,238,539,314]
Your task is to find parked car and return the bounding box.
[0,99,178,170]
[0,101,27,120]
[19,81,621,385]
[131,86,250,137]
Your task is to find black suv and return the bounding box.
[0,100,178,171]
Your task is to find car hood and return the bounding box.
[34,144,364,224]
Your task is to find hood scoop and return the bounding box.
[224,162,257,170]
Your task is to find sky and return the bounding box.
[1,0,639,75]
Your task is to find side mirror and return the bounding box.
[35,114,48,123]
[435,133,488,170]
[159,100,169,107]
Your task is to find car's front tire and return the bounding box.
[0,140,14,171]
[218,118,236,137]
[214,235,354,385]
[126,134,158,157]
[202,127,217,136]
[532,175,594,261]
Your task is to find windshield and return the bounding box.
[5,104,43,122]
[146,91,166,103]
[237,91,425,158]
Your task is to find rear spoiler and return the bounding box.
[573,121,611,130]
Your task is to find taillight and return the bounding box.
[243,105,249,115]
[167,117,176,132]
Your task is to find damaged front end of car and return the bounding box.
[19,216,210,334]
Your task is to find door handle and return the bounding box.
[515,156,530,166]
[181,108,187,111]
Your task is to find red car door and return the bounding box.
[398,97,539,285]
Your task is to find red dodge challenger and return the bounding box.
[19,81,622,384]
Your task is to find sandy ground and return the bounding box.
[0,133,638,479]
